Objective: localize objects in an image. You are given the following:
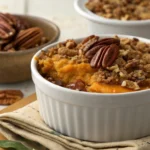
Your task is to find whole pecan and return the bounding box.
[0,90,23,105]
[0,21,15,39]
[13,27,43,50]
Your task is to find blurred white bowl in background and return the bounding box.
[74,0,150,39]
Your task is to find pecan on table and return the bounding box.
[0,90,23,105]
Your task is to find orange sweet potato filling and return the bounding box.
[89,82,133,93]
[39,55,138,93]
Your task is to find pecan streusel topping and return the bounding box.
[37,35,150,93]
[86,0,150,21]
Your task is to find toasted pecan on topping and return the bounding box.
[86,0,150,20]
[80,35,99,53]
[121,80,140,90]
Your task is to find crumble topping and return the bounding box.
[85,0,150,21]
[37,35,150,93]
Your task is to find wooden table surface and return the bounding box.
[0,93,36,150]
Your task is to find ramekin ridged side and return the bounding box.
[35,86,150,142]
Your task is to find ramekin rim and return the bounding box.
[31,34,150,97]
[74,0,150,26]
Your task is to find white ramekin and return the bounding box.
[74,0,150,39]
[31,34,150,142]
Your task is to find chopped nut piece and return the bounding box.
[142,54,150,64]
[121,80,140,90]
[66,40,77,49]
[144,64,150,73]
[58,47,78,56]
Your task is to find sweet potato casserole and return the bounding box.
[37,35,150,93]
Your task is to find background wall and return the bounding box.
[27,0,78,18]
[0,0,88,41]
[0,0,78,18]
[0,0,26,14]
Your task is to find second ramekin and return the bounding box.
[74,0,150,39]
[31,34,150,142]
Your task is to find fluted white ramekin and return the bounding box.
[74,0,150,39]
[31,34,150,142]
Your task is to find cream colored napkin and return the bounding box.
[0,102,150,150]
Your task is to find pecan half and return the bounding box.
[80,35,99,53]
[0,21,15,39]
[0,13,14,25]
[90,46,109,68]
[85,45,104,59]
[84,36,120,69]
[15,16,30,31]
[102,44,119,68]
[14,27,43,50]
[95,38,120,46]
[0,90,23,105]
[0,13,30,31]
[90,44,119,68]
